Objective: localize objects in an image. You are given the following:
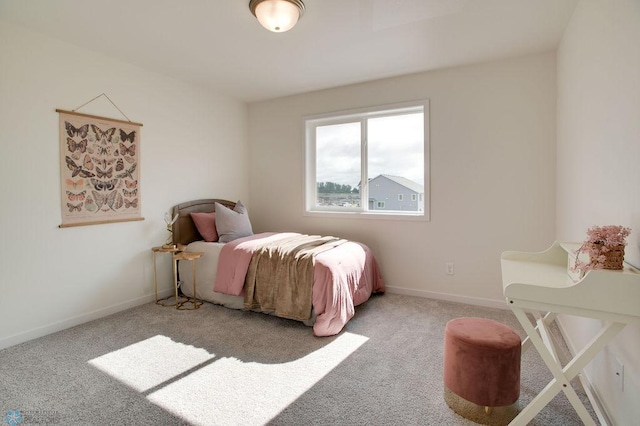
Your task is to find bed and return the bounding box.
[172,199,385,336]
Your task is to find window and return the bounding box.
[305,100,429,219]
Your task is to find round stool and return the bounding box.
[444,317,521,425]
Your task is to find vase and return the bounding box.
[592,243,625,270]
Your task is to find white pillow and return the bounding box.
[215,201,254,243]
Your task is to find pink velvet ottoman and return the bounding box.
[444,317,521,425]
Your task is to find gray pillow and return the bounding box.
[215,200,253,243]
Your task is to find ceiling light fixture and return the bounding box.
[249,0,305,33]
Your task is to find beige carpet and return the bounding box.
[0,293,597,425]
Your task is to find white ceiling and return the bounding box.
[0,0,578,102]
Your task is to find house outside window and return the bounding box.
[368,175,424,211]
[304,100,429,219]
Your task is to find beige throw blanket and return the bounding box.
[243,234,346,321]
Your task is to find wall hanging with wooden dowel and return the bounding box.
[57,93,144,227]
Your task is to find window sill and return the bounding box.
[303,209,430,222]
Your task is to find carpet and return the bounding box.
[0,293,597,425]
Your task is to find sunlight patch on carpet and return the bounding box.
[88,335,216,392]
[147,332,369,425]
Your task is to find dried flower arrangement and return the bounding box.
[573,225,631,275]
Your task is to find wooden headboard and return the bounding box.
[171,199,236,245]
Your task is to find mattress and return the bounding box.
[177,241,245,310]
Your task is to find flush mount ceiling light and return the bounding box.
[249,0,305,33]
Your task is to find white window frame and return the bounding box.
[411,194,417,202]
[304,100,430,220]
[398,194,404,201]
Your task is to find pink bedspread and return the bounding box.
[214,232,385,336]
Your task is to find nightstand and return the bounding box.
[152,244,186,307]
[174,251,204,310]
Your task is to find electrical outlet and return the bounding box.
[446,262,454,275]
[615,358,624,392]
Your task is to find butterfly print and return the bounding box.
[91,125,116,142]
[84,197,97,212]
[65,178,84,189]
[115,158,124,171]
[123,188,137,197]
[65,156,95,178]
[65,122,89,138]
[71,151,82,160]
[124,155,135,164]
[119,129,135,143]
[92,190,117,211]
[90,178,118,191]
[124,179,137,189]
[96,166,113,179]
[114,193,124,210]
[116,163,136,179]
[92,157,115,169]
[66,190,86,201]
[119,142,136,157]
[67,202,83,212]
[124,198,138,208]
[94,145,112,156]
[83,154,94,170]
[66,138,87,153]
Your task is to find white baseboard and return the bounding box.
[385,285,508,310]
[4,286,504,351]
[0,289,173,351]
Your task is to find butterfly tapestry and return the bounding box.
[58,109,142,227]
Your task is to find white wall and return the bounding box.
[0,21,249,349]
[556,0,640,423]
[248,53,557,306]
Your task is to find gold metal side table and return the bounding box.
[152,244,186,307]
[175,251,204,310]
